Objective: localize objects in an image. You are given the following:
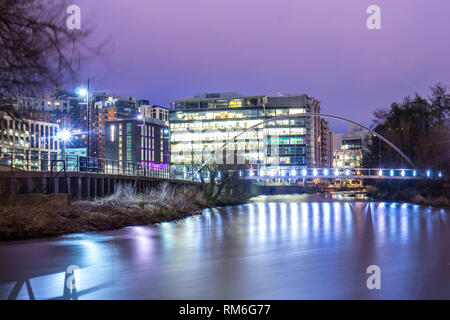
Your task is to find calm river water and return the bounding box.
[0,194,449,299]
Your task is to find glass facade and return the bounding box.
[333,150,362,168]
[169,94,320,177]
[332,128,368,169]
[0,116,60,171]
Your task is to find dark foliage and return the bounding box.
[363,83,450,172]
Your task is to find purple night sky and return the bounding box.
[77,0,449,132]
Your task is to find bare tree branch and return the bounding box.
[0,0,110,118]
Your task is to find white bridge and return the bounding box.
[189,168,443,181]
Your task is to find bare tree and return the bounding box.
[0,0,107,118]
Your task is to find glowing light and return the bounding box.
[426,170,431,178]
[334,169,339,176]
[413,170,417,177]
[260,169,265,176]
[390,170,394,177]
[57,129,71,142]
[249,171,254,177]
[110,125,115,142]
[438,172,442,178]
[401,170,405,177]
[302,169,307,176]
[77,88,88,97]
[345,169,350,176]
[229,100,242,108]
[137,115,144,120]
[378,170,383,176]
[323,169,329,176]
[313,169,318,176]
[239,170,243,177]
[291,169,296,176]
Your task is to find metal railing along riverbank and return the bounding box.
[0,151,170,179]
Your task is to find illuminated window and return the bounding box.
[110,125,115,142]
[229,100,243,108]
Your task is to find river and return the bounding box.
[0,194,449,299]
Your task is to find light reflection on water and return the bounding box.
[0,197,449,299]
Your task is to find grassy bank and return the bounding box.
[0,183,213,242]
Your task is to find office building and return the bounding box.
[0,115,60,171]
[333,124,369,168]
[169,92,324,177]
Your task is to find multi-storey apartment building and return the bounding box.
[12,90,80,128]
[13,90,80,114]
[11,90,143,161]
[0,115,60,171]
[78,94,138,159]
[105,117,169,171]
[139,104,169,125]
[320,119,334,168]
[169,92,324,177]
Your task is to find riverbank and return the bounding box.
[2,182,448,242]
[366,180,450,207]
[0,184,213,242]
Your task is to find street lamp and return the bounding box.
[78,88,87,97]
[137,114,146,126]
[77,80,90,158]
[57,128,72,165]
[57,129,72,142]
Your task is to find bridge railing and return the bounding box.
[174,166,444,182]
[239,167,443,180]
[1,149,444,182]
[0,151,171,179]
